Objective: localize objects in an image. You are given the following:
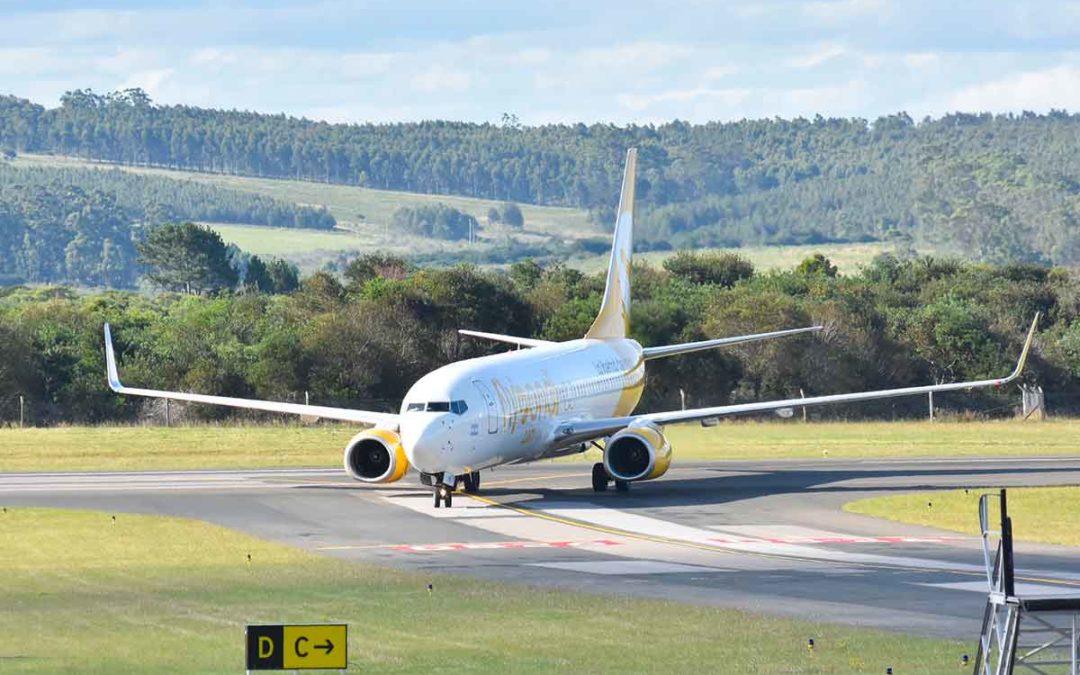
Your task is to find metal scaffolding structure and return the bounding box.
[973,490,1080,675]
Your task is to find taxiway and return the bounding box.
[3,457,1080,638]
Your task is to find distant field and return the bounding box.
[0,507,963,673]
[13,153,598,239]
[1,420,1076,473]
[845,487,1080,548]
[13,154,901,275]
[570,241,897,275]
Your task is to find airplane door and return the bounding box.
[473,379,500,434]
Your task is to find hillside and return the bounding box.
[2,89,1079,266]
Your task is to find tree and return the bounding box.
[500,202,524,228]
[796,253,838,278]
[137,222,238,294]
[343,253,411,288]
[265,258,299,293]
[662,251,754,287]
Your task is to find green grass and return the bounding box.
[13,153,597,240]
[0,507,964,674]
[844,487,1080,548]
[655,419,1080,461]
[570,241,896,275]
[13,154,904,275]
[1,420,1077,473]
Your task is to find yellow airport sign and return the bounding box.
[246,624,347,671]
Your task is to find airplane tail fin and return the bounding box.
[585,148,636,339]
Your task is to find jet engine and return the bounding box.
[343,429,410,483]
[603,422,672,482]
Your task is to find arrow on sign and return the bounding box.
[315,639,334,655]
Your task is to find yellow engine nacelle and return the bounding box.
[603,422,672,482]
[343,429,410,483]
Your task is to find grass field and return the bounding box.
[13,153,905,276]
[570,241,897,275]
[13,153,597,240]
[0,507,965,674]
[1,420,1077,473]
[844,487,1080,548]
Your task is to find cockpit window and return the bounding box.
[407,400,468,414]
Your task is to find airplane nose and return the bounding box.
[401,418,445,472]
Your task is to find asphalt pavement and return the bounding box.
[3,456,1080,638]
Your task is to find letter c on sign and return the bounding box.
[295,636,309,658]
[258,636,274,658]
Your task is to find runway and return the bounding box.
[3,457,1080,638]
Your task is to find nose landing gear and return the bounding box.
[431,471,481,508]
[433,483,453,508]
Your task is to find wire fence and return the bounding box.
[4,388,1080,428]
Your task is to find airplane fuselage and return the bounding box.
[399,338,645,476]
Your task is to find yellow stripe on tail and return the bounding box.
[585,148,636,339]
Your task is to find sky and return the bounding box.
[4,0,1080,125]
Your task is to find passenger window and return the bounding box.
[406,402,424,412]
[451,400,468,415]
[427,401,450,412]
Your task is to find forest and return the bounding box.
[2,252,1077,426]
[2,89,1078,266]
[0,161,334,286]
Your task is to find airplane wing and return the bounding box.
[104,324,399,428]
[458,329,554,348]
[642,325,821,360]
[554,314,1039,445]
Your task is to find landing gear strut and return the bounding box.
[433,483,453,508]
[461,471,481,493]
[591,463,608,492]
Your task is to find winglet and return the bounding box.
[1005,313,1039,383]
[103,323,123,391]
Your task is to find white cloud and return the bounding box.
[118,69,175,98]
[903,52,940,68]
[617,87,752,111]
[703,65,740,81]
[802,0,886,23]
[410,65,471,93]
[786,44,849,69]
[948,64,1080,112]
[580,41,692,72]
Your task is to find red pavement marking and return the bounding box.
[392,539,623,553]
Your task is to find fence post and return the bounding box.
[928,391,934,421]
[165,399,171,427]
[19,395,24,428]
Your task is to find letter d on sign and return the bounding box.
[246,625,284,670]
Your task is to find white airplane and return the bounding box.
[104,149,1039,507]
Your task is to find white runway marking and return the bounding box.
[530,560,718,575]
[916,581,1080,596]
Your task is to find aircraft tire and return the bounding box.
[614,480,630,492]
[591,463,608,492]
[462,471,481,493]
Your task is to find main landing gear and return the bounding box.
[432,470,481,508]
[591,463,630,493]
